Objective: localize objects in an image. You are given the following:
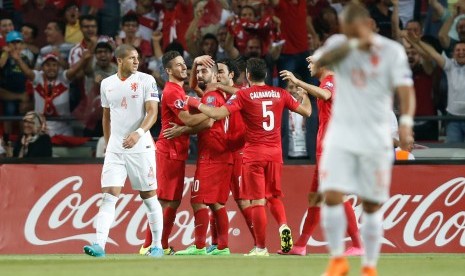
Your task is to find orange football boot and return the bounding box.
[321,257,350,276]
[361,266,378,276]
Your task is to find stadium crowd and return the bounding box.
[0,0,464,159]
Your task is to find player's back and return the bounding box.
[324,34,413,153]
[156,81,189,160]
[232,84,298,163]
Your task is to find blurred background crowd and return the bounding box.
[0,0,464,160]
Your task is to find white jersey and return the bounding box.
[100,71,159,153]
[313,34,413,153]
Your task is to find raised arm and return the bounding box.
[280,70,331,100]
[391,0,401,41]
[292,90,312,117]
[10,48,34,80]
[152,31,163,59]
[190,55,216,97]
[66,49,93,81]
[186,96,231,120]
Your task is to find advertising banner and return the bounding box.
[0,164,464,254]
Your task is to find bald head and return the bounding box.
[115,44,136,59]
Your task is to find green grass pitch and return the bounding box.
[1,254,464,276]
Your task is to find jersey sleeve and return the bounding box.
[100,80,109,108]
[165,88,187,116]
[390,45,414,88]
[442,53,453,72]
[143,75,160,102]
[224,91,244,113]
[312,34,347,63]
[283,89,300,112]
[321,77,335,96]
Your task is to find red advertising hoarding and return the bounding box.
[0,164,464,254]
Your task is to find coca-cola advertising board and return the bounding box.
[0,164,464,254]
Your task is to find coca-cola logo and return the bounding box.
[24,176,237,247]
[306,177,465,248]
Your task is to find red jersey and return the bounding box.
[274,0,308,54]
[316,75,335,156]
[225,85,300,163]
[156,81,189,160]
[226,93,246,152]
[197,90,233,164]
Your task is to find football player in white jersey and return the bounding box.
[312,3,415,276]
[83,44,164,258]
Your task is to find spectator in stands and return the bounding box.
[115,13,152,59]
[368,0,401,40]
[82,42,117,137]
[121,0,162,42]
[10,111,52,158]
[159,0,194,50]
[62,2,83,44]
[12,50,93,136]
[19,0,58,48]
[438,2,465,56]
[313,6,340,42]
[405,33,465,143]
[0,17,14,48]
[391,111,415,160]
[35,20,74,69]
[224,36,281,85]
[20,23,39,56]
[403,43,440,141]
[69,15,104,66]
[0,31,34,134]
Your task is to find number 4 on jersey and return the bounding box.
[262,101,275,131]
[121,96,127,109]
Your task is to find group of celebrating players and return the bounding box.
[83,2,415,276]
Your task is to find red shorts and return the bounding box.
[240,161,282,200]
[156,151,186,201]
[310,155,322,193]
[230,151,243,200]
[192,162,233,204]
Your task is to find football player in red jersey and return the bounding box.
[140,51,214,255]
[278,56,363,256]
[186,58,313,256]
[174,56,233,255]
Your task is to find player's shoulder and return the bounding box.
[134,71,155,82]
[101,73,117,86]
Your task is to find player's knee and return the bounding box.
[236,199,251,210]
[101,187,121,197]
[307,192,322,206]
[251,199,266,206]
[139,190,157,200]
[323,190,344,206]
[160,199,181,209]
[361,200,381,213]
[192,203,208,212]
[210,203,224,211]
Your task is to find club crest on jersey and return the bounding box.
[206,96,215,105]
[174,99,185,109]
[131,82,138,92]
[226,94,237,104]
[152,82,157,90]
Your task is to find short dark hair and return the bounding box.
[115,44,136,59]
[95,42,113,53]
[217,58,240,82]
[162,50,181,69]
[246,58,267,82]
[21,23,39,39]
[240,5,257,17]
[79,14,97,25]
[406,19,421,27]
[202,33,218,45]
[164,41,184,56]
[454,41,465,51]
[49,20,66,36]
[121,13,139,26]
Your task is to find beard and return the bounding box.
[247,51,260,58]
[198,81,207,90]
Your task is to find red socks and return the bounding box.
[251,205,267,248]
[344,201,362,248]
[143,222,152,248]
[295,206,320,247]
[241,206,255,243]
[194,208,209,249]
[266,197,287,226]
[214,208,229,250]
[161,207,177,249]
[209,212,218,245]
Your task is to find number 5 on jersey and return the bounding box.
[262,101,274,131]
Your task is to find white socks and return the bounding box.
[361,210,384,267]
[322,204,347,257]
[95,193,118,249]
[143,196,164,249]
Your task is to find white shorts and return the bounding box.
[101,151,157,191]
[318,145,394,203]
